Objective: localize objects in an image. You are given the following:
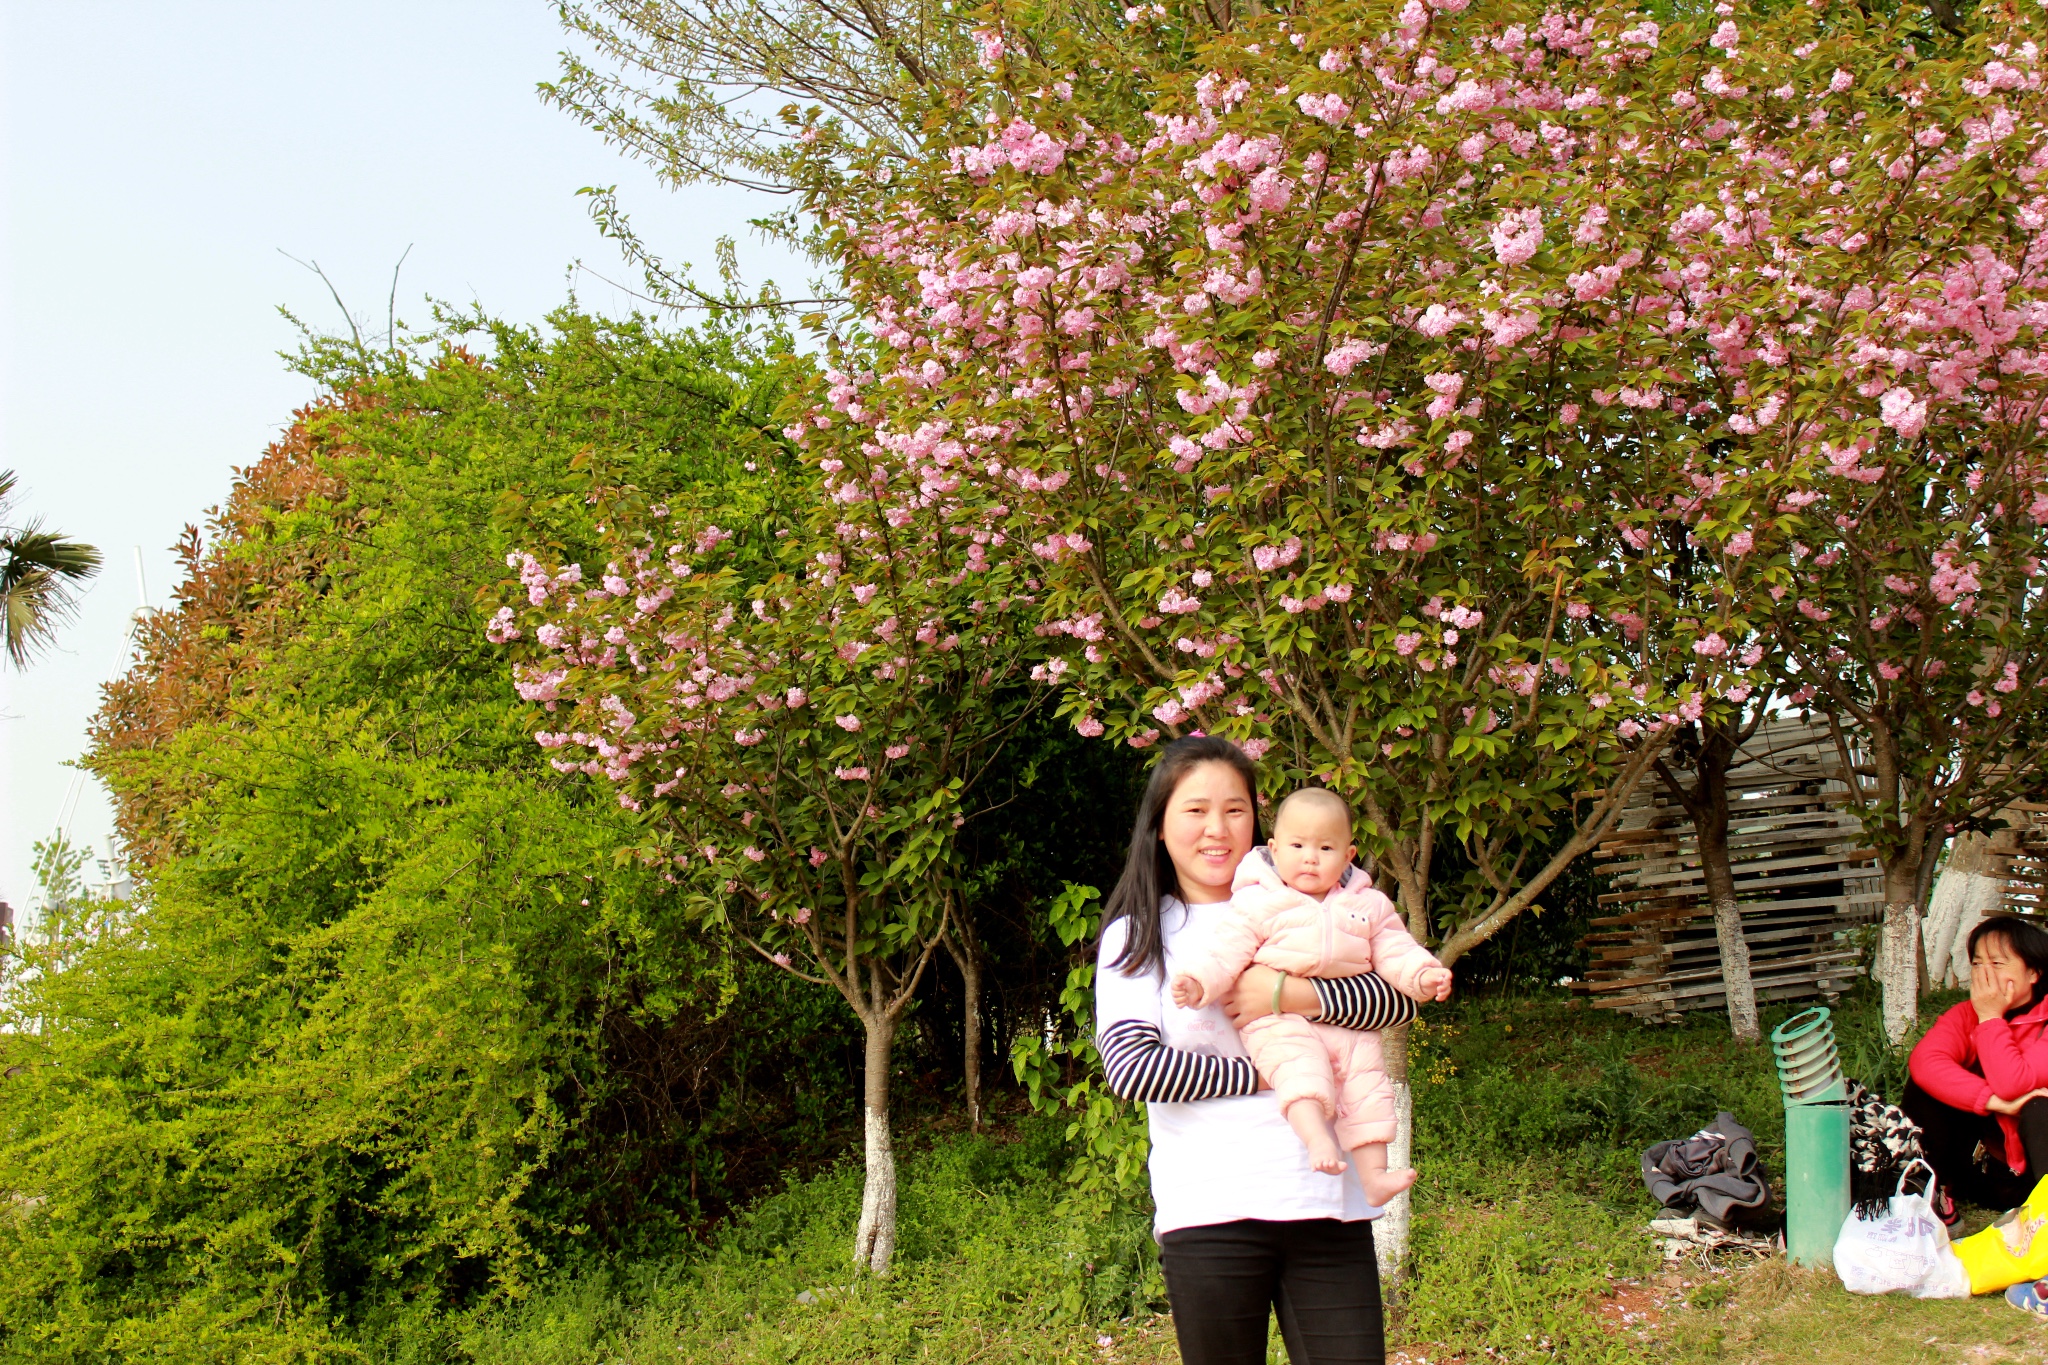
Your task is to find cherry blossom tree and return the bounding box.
[784,1,1776,959]
[499,450,1043,1274]
[780,0,1781,1267]
[1668,5,2048,1042]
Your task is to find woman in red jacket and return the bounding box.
[1906,915,2048,1228]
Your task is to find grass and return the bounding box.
[438,983,2048,1364]
[444,1121,1179,1365]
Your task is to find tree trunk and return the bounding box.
[1373,1022,1414,1282]
[946,931,984,1131]
[1923,832,2006,989]
[1696,818,1759,1043]
[1878,862,1925,1046]
[852,1011,899,1275]
[1374,858,1426,1282]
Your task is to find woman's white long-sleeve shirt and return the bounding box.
[1095,897,1412,1236]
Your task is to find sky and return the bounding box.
[0,2,804,916]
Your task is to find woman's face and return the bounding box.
[1974,932,2041,1011]
[1158,760,1255,905]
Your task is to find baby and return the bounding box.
[1170,788,1453,1204]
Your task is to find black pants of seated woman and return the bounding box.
[1159,1219,1384,1365]
[1903,1080,2048,1209]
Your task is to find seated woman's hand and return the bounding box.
[1988,1088,2048,1116]
[1973,957,2034,1023]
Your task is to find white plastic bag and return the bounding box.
[1833,1160,1970,1298]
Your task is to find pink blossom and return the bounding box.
[1488,208,1544,267]
[1725,531,1754,557]
[1324,339,1379,377]
[1878,387,1929,441]
[1076,715,1106,738]
[1251,538,1303,572]
[1295,91,1352,124]
[1694,633,1728,658]
[1159,587,1202,615]
[1239,737,1272,760]
[744,846,766,862]
[771,952,792,968]
[836,714,862,731]
[1128,729,1161,748]
[809,847,829,867]
[1415,304,1466,337]
[885,743,911,759]
[1423,371,1465,420]
[833,765,871,781]
[735,728,767,746]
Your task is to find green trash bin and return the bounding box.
[1771,1007,1851,1267]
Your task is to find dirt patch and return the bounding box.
[1596,1274,1679,1331]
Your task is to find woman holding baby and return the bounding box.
[1096,735,1452,1365]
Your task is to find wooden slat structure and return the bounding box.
[1575,719,1883,1021]
[2004,803,2048,918]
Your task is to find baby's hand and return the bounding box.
[1418,967,1453,1002]
[1170,975,1206,1009]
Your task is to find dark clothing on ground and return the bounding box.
[1159,1218,1385,1365]
[1902,1079,2048,1210]
[1640,1111,1772,1228]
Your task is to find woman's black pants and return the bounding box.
[1159,1218,1385,1365]
[1902,1080,2048,1208]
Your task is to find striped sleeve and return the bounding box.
[1098,1018,1261,1103]
[1311,973,1419,1031]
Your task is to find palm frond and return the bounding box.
[0,470,102,668]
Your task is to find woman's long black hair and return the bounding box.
[1102,735,1261,978]
[1968,915,2048,1012]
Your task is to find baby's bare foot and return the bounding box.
[1358,1166,1418,1205]
[1305,1135,1349,1175]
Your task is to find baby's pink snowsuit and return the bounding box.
[1176,849,1443,1147]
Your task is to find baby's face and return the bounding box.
[1270,809,1355,898]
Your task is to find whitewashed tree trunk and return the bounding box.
[1697,819,1759,1043]
[1879,873,1924,1046]
[852,1013,899,1275]
[1373,1022,1414,1280]
[1923,834,2004,988]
